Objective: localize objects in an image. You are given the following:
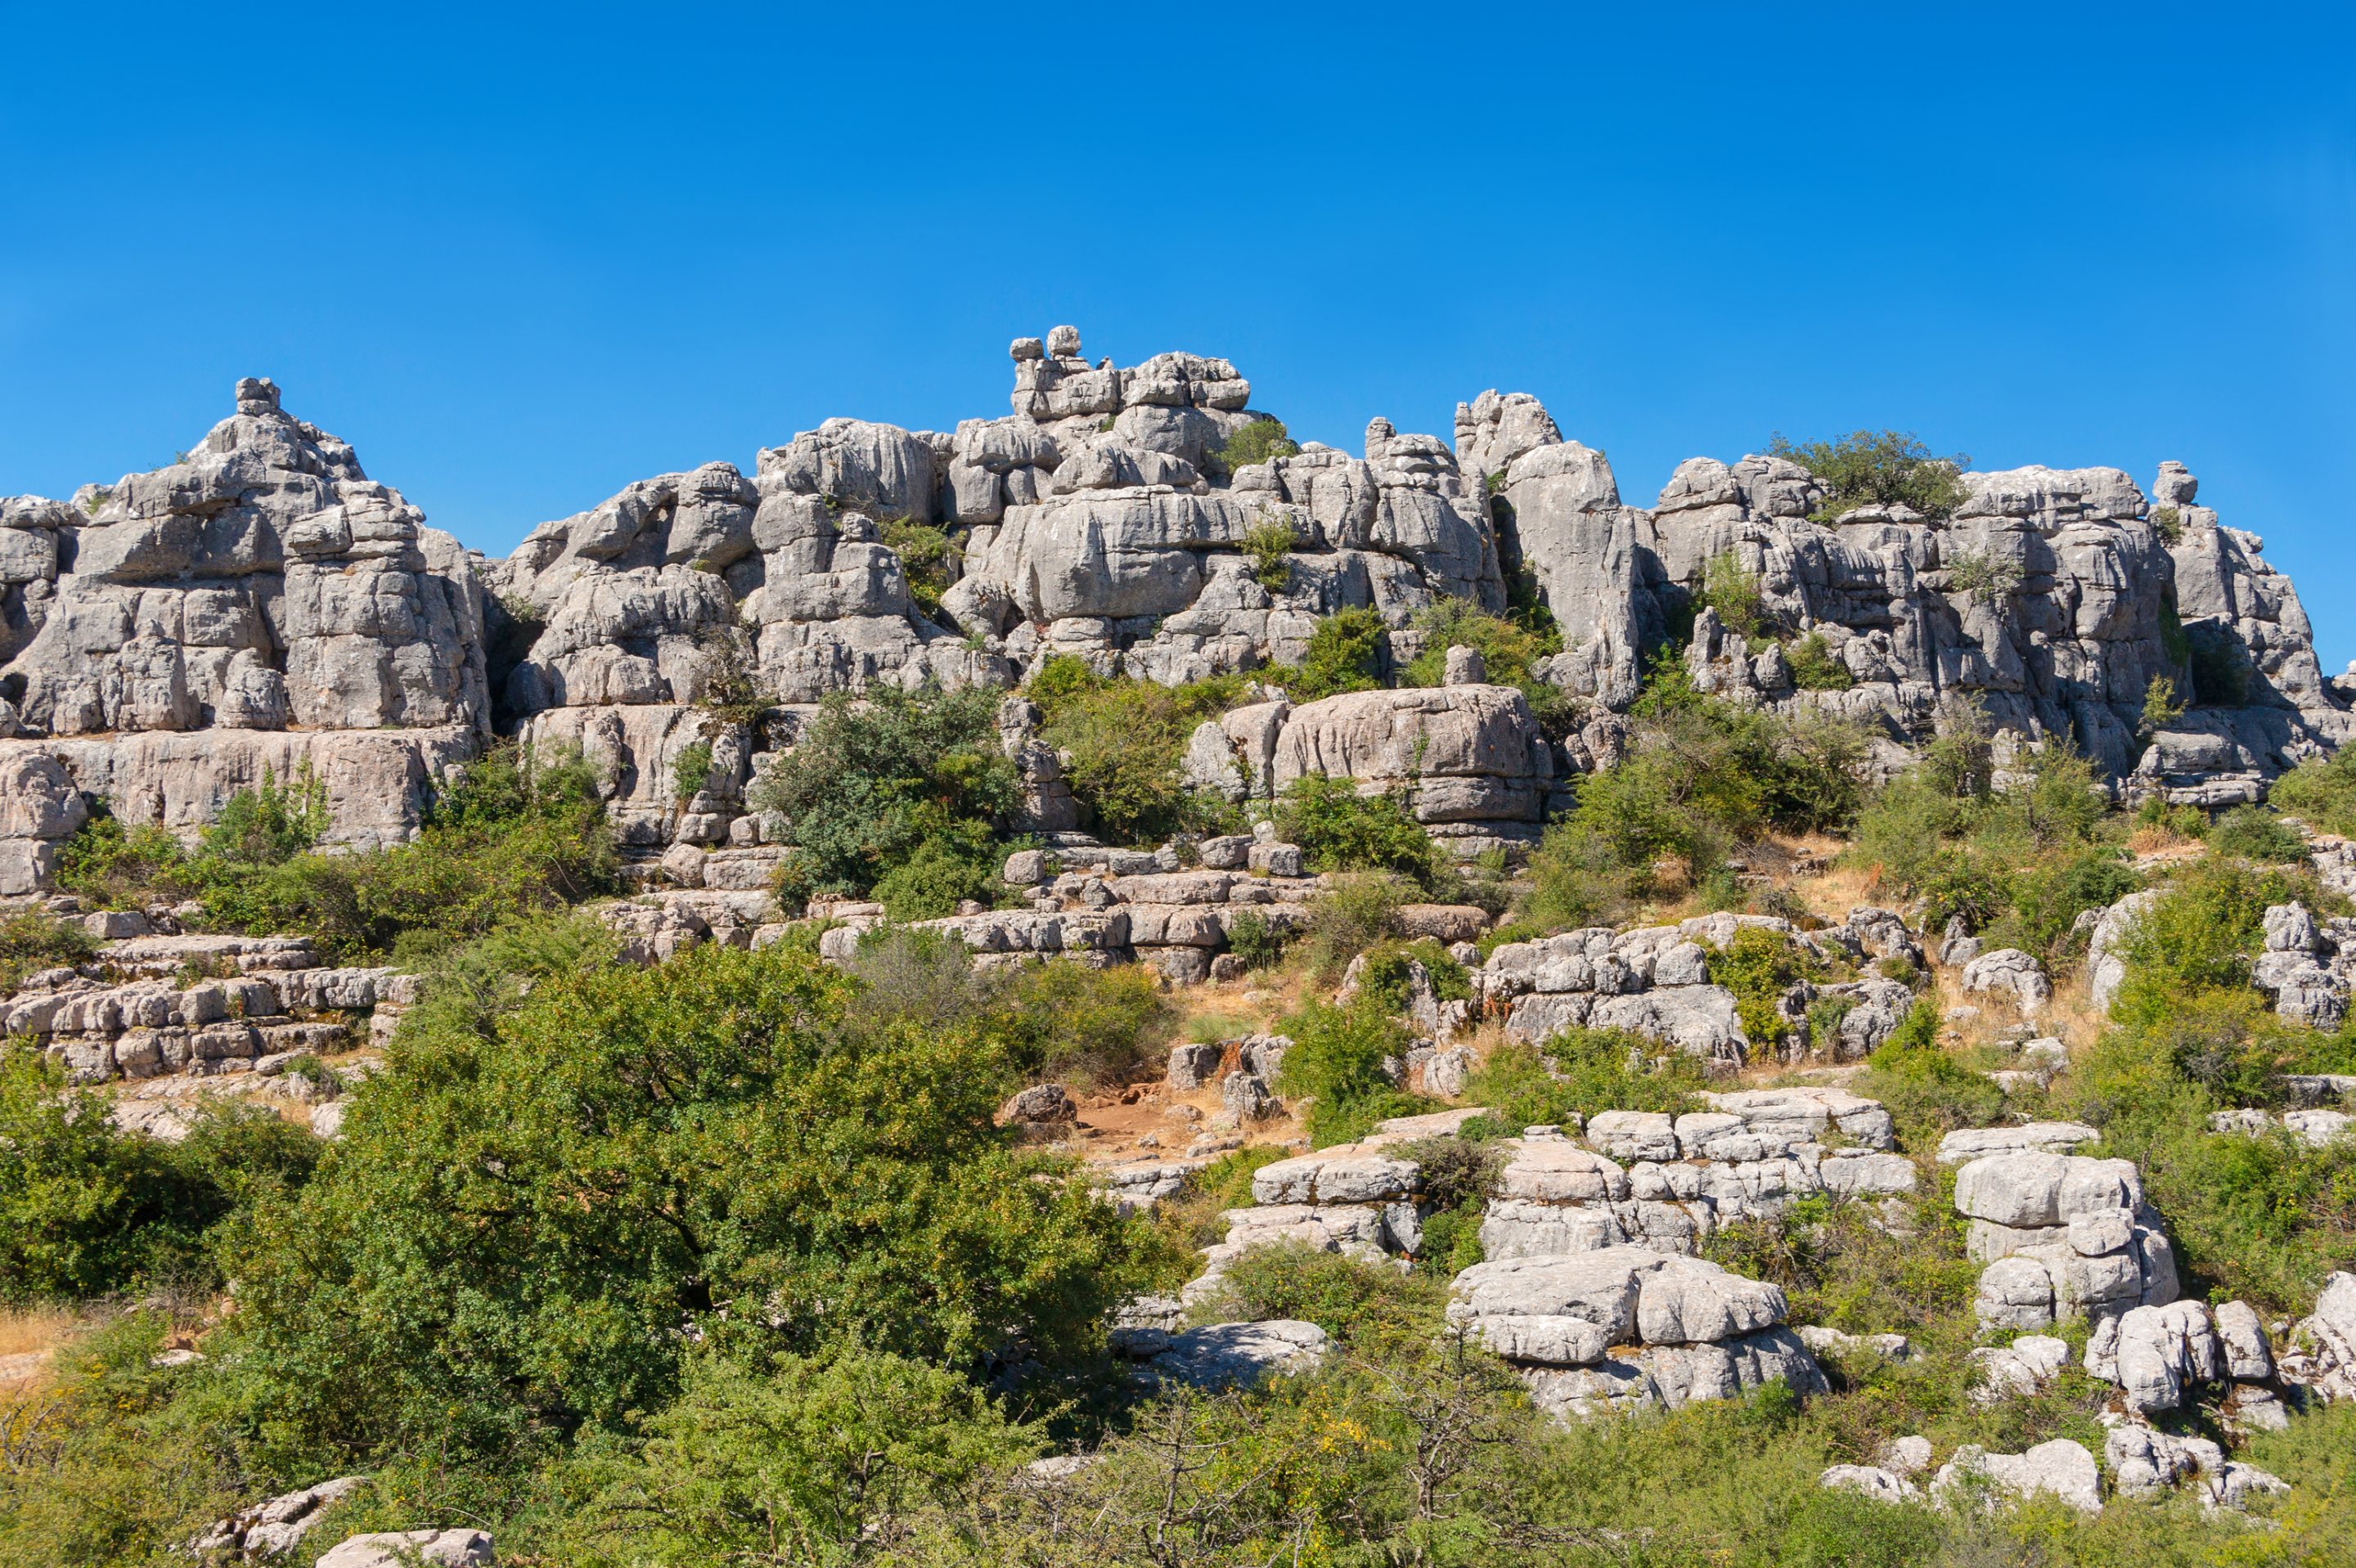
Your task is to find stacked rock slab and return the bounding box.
[1478,1090,1915,1259]
[1954,1150,2178,1332]
[1447,1245,1827,1417]
[2,932,418,1087]
[1477,910,1921,1063]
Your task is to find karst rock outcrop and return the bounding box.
[4,332,2349,887]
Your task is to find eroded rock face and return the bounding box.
[6,340,2349,890]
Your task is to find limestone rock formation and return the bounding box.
[4,335,2351,896]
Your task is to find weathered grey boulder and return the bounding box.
[1960,948,2051,1014]
[1142,1319,1330,1388]
[316,1530,493,1568]
[1932,1439,2102,1515]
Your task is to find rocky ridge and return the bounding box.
[5,333,2351,896]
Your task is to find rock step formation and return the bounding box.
[1477,908,1921,1063]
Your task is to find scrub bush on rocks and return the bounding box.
[219,937,1147,1469]
[752,683,1023,907]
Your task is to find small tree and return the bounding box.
[1284,609,1388,701]
[1240,514,1298,592]
[2141,674,2186,735]
[1209,417,1299,477]
[1697,551,1772,640]
[1769,429,1972,522]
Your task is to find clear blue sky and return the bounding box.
[5,4,2352,663]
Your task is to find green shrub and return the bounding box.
[203,764,330,865]
[2060,1010,2356,1312]
[1945,548,2023,604]
[1556,667,1868,898]
[1399,598,1574,730]
[989,958,1172,1089]
[1769,429,1972,522]
[1784,631,1853,690]
[1225,907,1288,970]
[879,516,961,613]
[1032,665,1250,844]
[753,683,1021,902]
[199,744,620,963]
[1702,1188,1976,1338]
[1278,772,1440,885]
[2141,674,2186,732]
[2208,805,2309,864]
[1277,997,1423,1147]
[2111,856,2318,1029]
[1515,821,1636,931]
[1201,1242,1444,1350]
[1849,732,2122,967]
[1855,1003,2005,1153]
[1697,550,1772,640]
[2268,746,2356,836]
[0,908,98,991]
[0,1054,317,1303]
[1706,927,1819,1054]
[1283,607,1388,700]
[222,940,1146,1466]
[1977,847,2138,966]
[565,1346,1038,1564]
[867,820,1015,919]
[669,738,715,803]
[1463,1033,1708,1127]
[2151,504,2183,544]
[1239,514,1297,591]
[1302,872,1409,980]
[53,811,195,909]
[1208,416,1299,476]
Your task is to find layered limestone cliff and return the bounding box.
[2,332,2347,884]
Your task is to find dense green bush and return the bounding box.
[1349,938,1473,1010]
[2111,855,2318,1029]
[1706,927,1819,1054]
[1697,550,1772,639]
[1283,607,1389,700]
[2059,999,2356,1312]
[1277,997,1426,1147]
[51,745,620,963]
[1400,599,1575,732]
[1278,772,1441,884]
[566,1346,1039,1565]
[879,517,961,613]
[1854,1002,2006,1152]
[1848,721,2127,964]
[1462,1031,1707,1127]
[221,937,1145,1469]
[0,1054,317,1303]
[2207,804,2309,863]
[1769,429,1972,522]
[753,682,1023,910]
[1783,631,1854,690]
[1703,1188,1977,1340]
[2268,744,2356,834]
[1207,416,1299,476]
[1201,1242,1446,1350]
[1028,656,1250,844]
[668,738,715,803]
[1239,513,1298,591]
[1527,667,1866,919]
[1302,872,1410,981]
